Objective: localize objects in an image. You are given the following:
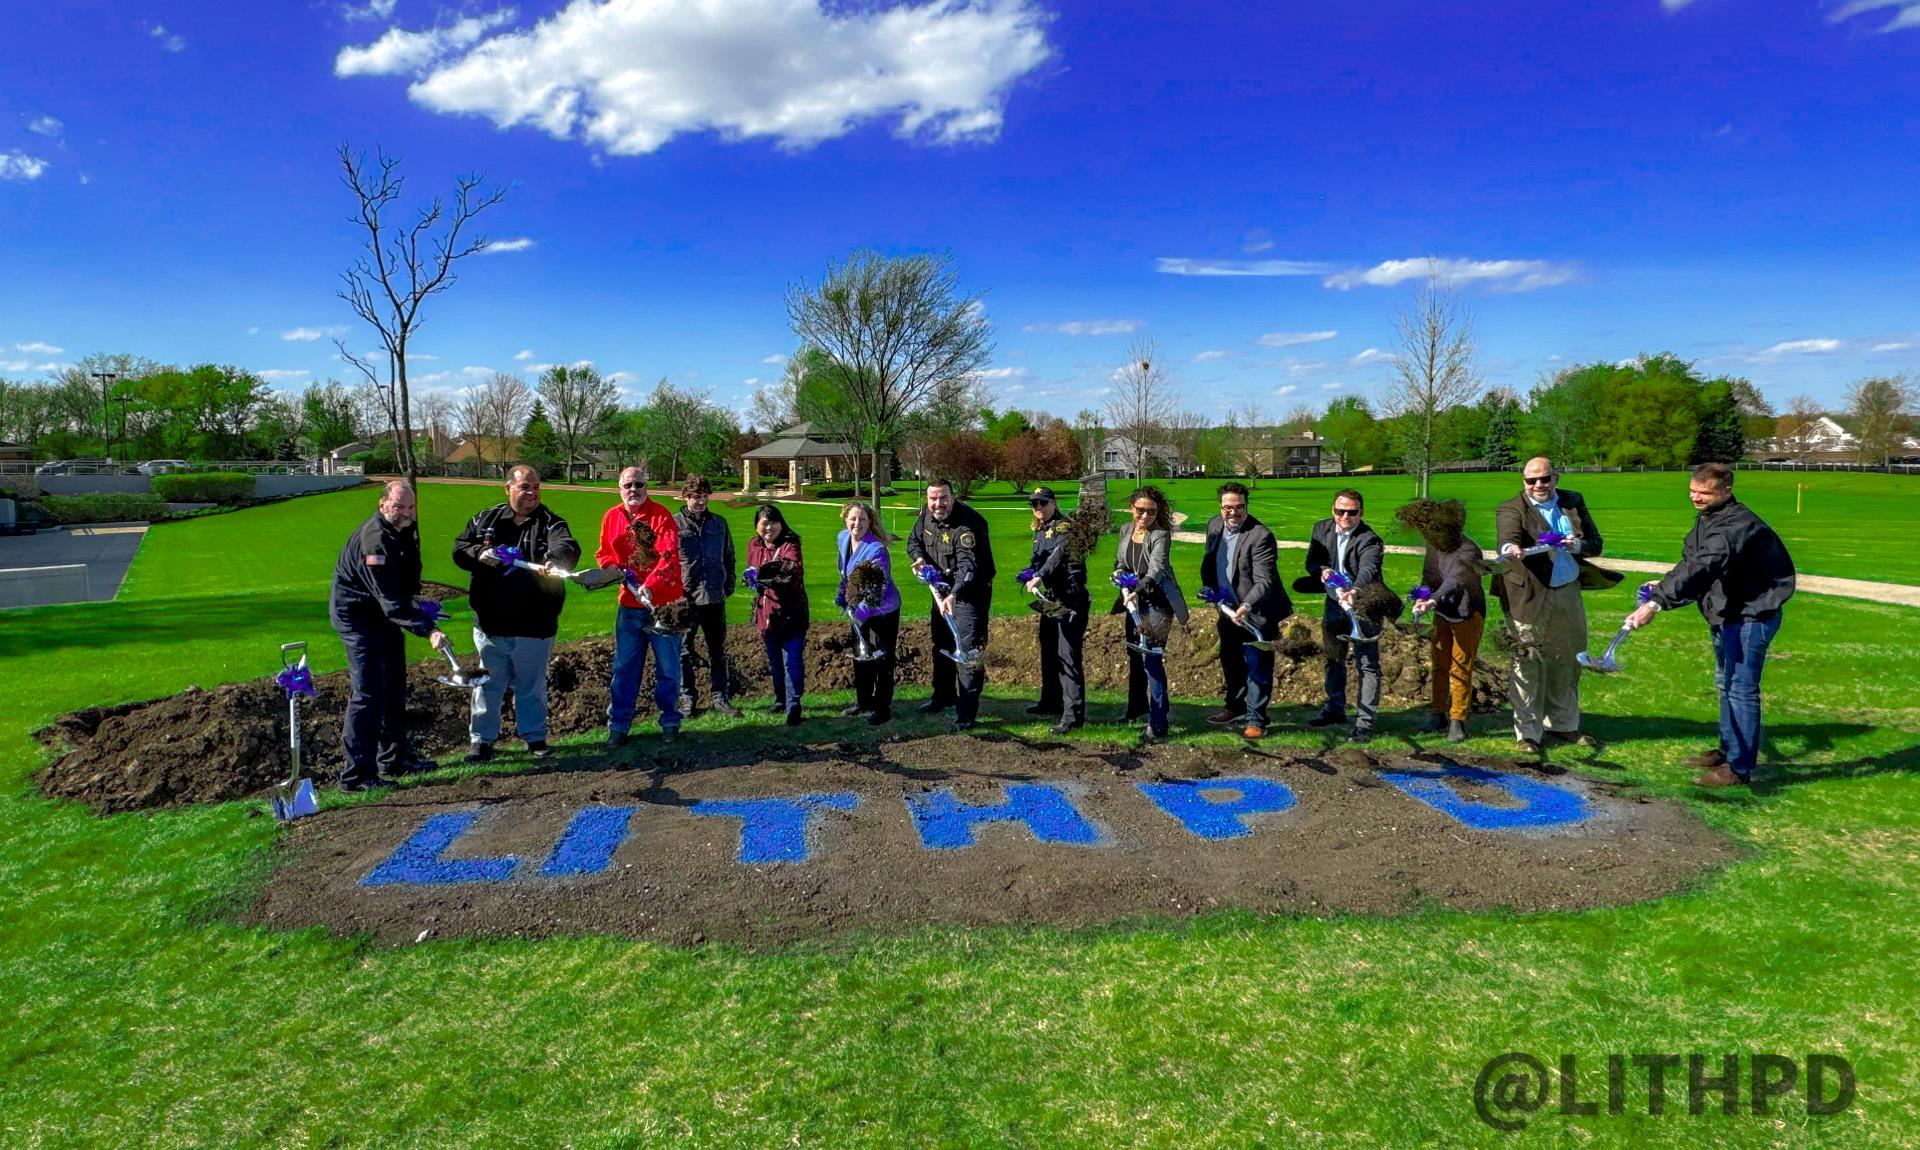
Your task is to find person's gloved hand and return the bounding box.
[428,630,450,652]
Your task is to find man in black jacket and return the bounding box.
[674,474,739,717]
[1302,488,1386,741]
[1624,463,1795,788]
[451,465,581,762]
[1201,482,1292,739]
[1021,486,1089,734]
[329,480,450,792]
[906,478,995,731]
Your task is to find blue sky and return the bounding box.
[4,0,1919,425]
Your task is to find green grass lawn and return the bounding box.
[1,483,1917,1146]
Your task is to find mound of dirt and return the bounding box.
[37,614,1510,815]
[246,736,1735,948]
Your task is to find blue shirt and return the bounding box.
[1532,495,1579,587]
[1218,527,1238,591]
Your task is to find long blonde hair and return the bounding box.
[840,500,891,544]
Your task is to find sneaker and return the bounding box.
[606,730,629,748]
[338,776,386,794]
[1685,748,1727,769]
[525,740,553,759]
[1515,737,1541,755]
[1417,712,1447,734]
[1243,724,1266,740]
[840,703,867,717]
[1348,726,1375,744]
[1050,719,1082,735]
[678,694,697,717]
[1694,764,1751,789]
[785,706,804,727]
[463,742,494,764]
[1307,711,1346,729]
[1446,719,1468,743]
[711,698,741,718]
[1548,731,1598,748]
[867,710,892,727]
[1204,709,1239,726]
[917,698,954,715]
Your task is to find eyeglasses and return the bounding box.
[1131,506,1154,515]
[1524,476,1555,486]
[619,481,648,490]
[1332,508,1361,517]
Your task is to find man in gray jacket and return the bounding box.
[1200,482,1293,739]
[674,474,739,717]
[1302,488,1386,742]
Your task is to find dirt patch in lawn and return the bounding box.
[37,615,1511,815]
[244,735,1734,948]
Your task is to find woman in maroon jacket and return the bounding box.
[746,505,810,725]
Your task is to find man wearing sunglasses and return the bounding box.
[1303,489,1385,741]
[1493,457,1621,754]
[596,465,686,747]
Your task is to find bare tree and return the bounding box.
[341,346,401,457]
[1163,409,1210,475]
[1102,338,1176,480]
[337,143,504,490]
[1846,375,1916,467]
[787,250,993,497]
[1384,267,1482,496]
[459,372,533,476]
[538,364,619,482]
[414,391,457,464]
[1774,393,1824,461]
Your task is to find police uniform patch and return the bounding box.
[941,531,950,543]
[959,530,975,548]
[365,554,386,566]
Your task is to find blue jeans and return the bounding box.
[608,605,684,734]
[1712,612,1782,776]
[470,630,554,744]
[764,630,807,709]
[1217,615,1274,729]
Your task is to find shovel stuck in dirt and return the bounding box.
[270,642,319,821]
[435,644,492,690]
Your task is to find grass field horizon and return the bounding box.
[2,473,1916,1146]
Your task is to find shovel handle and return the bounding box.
[280,640,307,668]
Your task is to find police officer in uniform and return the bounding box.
[906,477,996,730]
[1021,487,1088,734]
[329,480,450,792]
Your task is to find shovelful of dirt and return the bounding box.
[246,735,1736,948]
[37,614,1512,815]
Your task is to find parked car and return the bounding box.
[137,459,193,476]
[35,458,107,476]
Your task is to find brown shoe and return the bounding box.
[1206,709,1240,726]
[1694,764,1751,789]
[1515,737,1542,755]
[1243,725,1266,739]
[1685,748,1727,769]
[1548,731,1598,748]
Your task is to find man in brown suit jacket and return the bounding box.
[1492,457,1621,752]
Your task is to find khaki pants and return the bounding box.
[1507,582,1586,741]
[1430,613,1484,721]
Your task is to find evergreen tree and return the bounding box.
[520,400,561,469]
[1482,392,1521,469]
[1691,381,1748,463]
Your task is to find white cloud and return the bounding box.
[462,365,495,377]
[150,24,186,52]
[0,152,49,181]
[15,341,63,354]
[480,236,535,254]
[975,366,1027,379]
[407,352,438,360]
[1320,382,1344,391]
[0,359,28,372]
[1274,384,1298,396]
[1871,341,1913,352]
[1830,1,1920,33]
[33,362,66,373]
[1155,257,1331,277]
[1662,0,1699,9]
[607,371,636,384]
[337,0,1053,156]
[513,348,534,361]
[335,10,514,77]
[1323,257,1577,292]
[527,363,557,373]
[259,369,311,382]
[762,353,786,364]
[1764,338,1842,355]
[345,0,400,22]
[281,326,342,341]
[1284,360,1329,377]
[742,377,761,387]
[1022,319,1139,336]
[1351,347,1391,365]
[1192,350,1229,362]
[28,116,62,137]
[414,371,452,384]
[1258,330,1337,348]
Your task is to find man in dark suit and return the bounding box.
[1302,488,1386,741]
[1200,482,1292,739]
[1493,456,1621,753]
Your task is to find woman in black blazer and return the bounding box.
[1112,486,1188,739]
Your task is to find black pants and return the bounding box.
[852,610,900,717]
[1035,600,1088,722]
[929,588,991,722]
[338,625,408,785]
[678,601,730,705]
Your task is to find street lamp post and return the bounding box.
[89,371,121,464]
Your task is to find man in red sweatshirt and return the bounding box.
[597,464,686,745]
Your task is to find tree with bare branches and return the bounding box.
[1102,338,1176,480]
[538,364,619,481]
[1774,394,1824,461]
[1384,268,1481,496]
[337,143,504,490]
[786,250,993,498]
[459,372,534,476]
[1846,375,1916,467]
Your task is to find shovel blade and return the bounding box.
[272,778,319,822]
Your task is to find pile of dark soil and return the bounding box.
[246,735,1735,948]
[37,614,1510,815]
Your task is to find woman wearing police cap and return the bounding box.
[1020,487,1089,734]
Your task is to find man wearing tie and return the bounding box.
[1200,482,1292,739]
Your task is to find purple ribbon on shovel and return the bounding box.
[1197,584,1269,651]
[275,663,315,698]
[1408,584,1434,625]
[494,545,523,568]
[742,565,760,590]
[417,598,447,625]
